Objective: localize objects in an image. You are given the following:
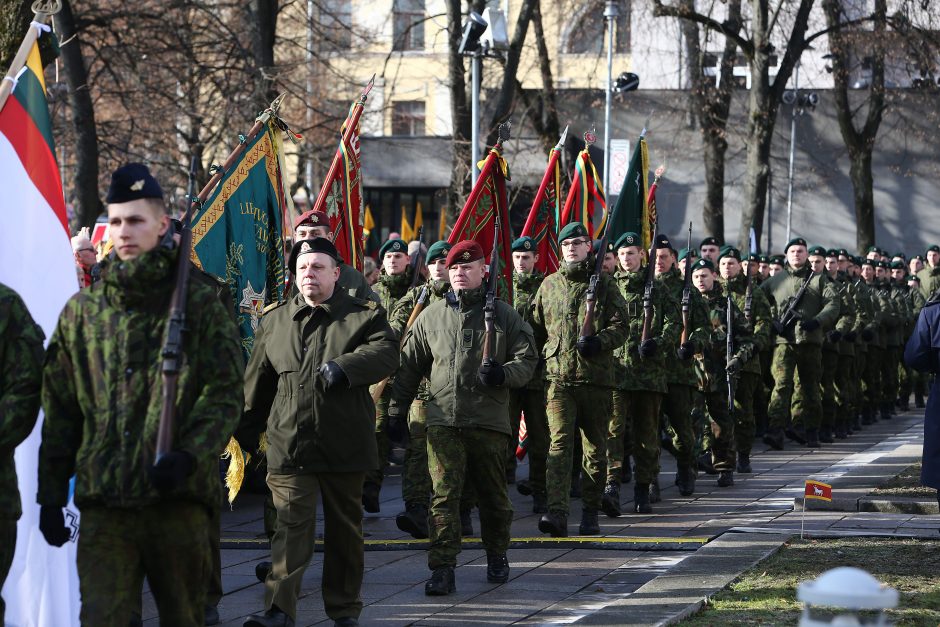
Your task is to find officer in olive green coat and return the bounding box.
[389,240,537,596]
[240,238,398,627]
[530,222,628,537]
[0,283,44,624]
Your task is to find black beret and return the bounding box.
[926,245,940,254]
[699,237,719,248]
[289,238,340,274]
[654,233,673,251]
[808,245,827,257]
[106,163,164,204]
[785,237,808,253]
[770,255,785,265]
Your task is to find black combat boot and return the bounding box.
[835,423,848,439]
[395,502,429,539]
[736,452,752,474]
[620,463,633,484]
[717,470,734,487]
[818,427,834,444]
[805,429,821,448]
[785,426,807,444]
[633,484,652,514]
[425,567,456,596]
[538,511,568,537]
[255,561,272,583]
[578,509,600,535]
[697,451,717,475]
[675,465,696,496]
[486,552,510,583]
[880,403,892,420]
[243,606,295,627]
[532,491,548,514]
[763,428,785,451]
[648,476,662,503]
[516,479,533,496]
[460,509,473,536]
[915,393,925,409]
[861,408,875,425]
[601,481,621,518]
[362,481,381,513]
[898,397,910,412]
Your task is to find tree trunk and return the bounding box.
[849,150,875,252]
[530,0,560,153]
[702,134,726,239]
[446,0,472,223]
[484,0,535,147]
[0,0,31,70]
[55,0,101,229]
[250,0,279,114]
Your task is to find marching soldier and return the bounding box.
[38,164,244,626]
[699,237,720,264]
[875,260,903,419]
[240,237,398,627]
[858,259,885,425]
[388,240,537,595]
[530,223,627,537]
[826,249,865,438]
[917,244,940,299]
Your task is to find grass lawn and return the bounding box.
[680,538,940,626]
[870,462,938,499]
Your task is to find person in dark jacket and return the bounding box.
[903,299,940,510]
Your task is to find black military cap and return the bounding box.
[861,258,875,267]
[926,245,940,254]
[289,238,340,274]
[808,245,827,257]
[876,260,888,269]
[785,237,808,253]
[759,255,769,263]
[912,254,924,262]
[654,233,674,252]
[106,163,164,204]
[746,253,761,262]
[699,236,719,248]
[770,255,785,265]
[594,239,615,256]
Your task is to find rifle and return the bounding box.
[776,270,814,339]
[744,228,757,324]
[482,214,502,368]
[409,225,425,288]
[640,224,659,344]
[680,221,693,345]
[726,289,735,417]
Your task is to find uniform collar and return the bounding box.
[290,289,343,320]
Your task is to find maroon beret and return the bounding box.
[445,240,485,267]
[294,209,329,229]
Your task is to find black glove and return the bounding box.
[39,505,70,547]
[726,356,743,376]
[677,341,697,360]
[147,450,195,493]
[639,338,658,358]
[842,331,857,342]
[800,318,821,332]
[826,330,842,343]
[319,361,348,389]
[386,411,408,443]
[478,361,506,387]
[576,335,602,358]
[861,328,875,342]
[772,320,788,337]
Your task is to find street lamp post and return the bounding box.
[783,61,818,243]
[471,48,482,185]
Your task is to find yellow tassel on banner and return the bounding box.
[221,436,251,505]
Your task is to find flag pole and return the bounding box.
[0,1,61,114]
[522,125,567,237]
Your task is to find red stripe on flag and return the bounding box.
[0,96,67,233]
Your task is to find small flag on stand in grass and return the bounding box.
[802,479,833,538]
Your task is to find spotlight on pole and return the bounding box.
[612,72,640,93]
[458,11,487,55]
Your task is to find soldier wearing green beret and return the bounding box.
[875,260,904,419]
[530,222,628,536]
[890,261,920,411]
[768,255,785,276]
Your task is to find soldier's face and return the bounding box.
[107,199,170,261]
[809,255,825,273]
[602,252,618,274]
[927,251,940,267]
[428,258,448,281]
[383,251,409,275]
[296,253,340,304]
[758,262,770,277]
[787,245,808,268]
[692,268,715,293]
[825,257,839,274]
[560,237,591,262]
[700,244,719,262]
[891,268,905,282]
[838,256,850,272]
[618,246,642,272]
[875,266,887,280]
[719,257,741,279]
[866,251,879,261]
[654,248,674,276]
[861,265,875,280]
[769,263,784,276]
[295,225,330,241]
[448,259,485,290]
[513,251,537,274]
[910,259,924,274]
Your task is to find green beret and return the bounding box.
[759,255,769,263]
[889,260,904,270]
[379,239,408,258]
[512,236,536,253]
[614,231,641,250]
[926,245,940,254]
[876,260,888,269]
[700,237,719,248]
[594,240,614,256]
[852,255,863,266]
[558,222,589,243]
[691,258,715,272]
[426,240,451,264]
[808,245,827,257]
[677,247,697,262]
[770,255,785,265]
[825,248,839,257]
[913,254,924,262]
[719,247,741,262]
[746,253,760,262]
[861,258,875,267]
[785,237,808,253]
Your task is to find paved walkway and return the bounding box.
[141,408,937,626]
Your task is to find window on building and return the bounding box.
[392,0,425,51]
[320,0,352,49]
[391,101,426,136]
[564,0,630,54]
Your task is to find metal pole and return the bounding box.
[471,51,481,186]
[602,1,619,199]
[785,62,799,243]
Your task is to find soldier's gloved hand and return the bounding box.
[576,335,602,358]
[147,450,195,493]
[39,505,70,547]
[842,331,857,342]
[319,361,348,389]
[234,429,260,455]
[478,361,506,387]
[386,410,408,443]
[677,341,697,361]
[861,328,875,342]
[639,338,658,358]
[771,320,788,337]
[726,356,743,376]
[826,330,842,343]
[800,318,821,332]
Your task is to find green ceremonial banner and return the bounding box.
[606,135,650,249]
[191,121,289,360]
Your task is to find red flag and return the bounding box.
[448,145,513,301]
[645,164,665,246]
[804,480,832,501]
[311,77,374,271]
[560,142,606,238]
[521,143,562,276]
[515,413,528,460]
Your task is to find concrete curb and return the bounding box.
[793,496,940,514]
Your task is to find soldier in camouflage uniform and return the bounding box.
[603,232,680,516]
[693,259,756,486]
[389,240,537,596]
[916,244,940,301]
[0,283,44,624]
[825,249,866,438]
[389,240,452,538]
[760,238,840,449]
[858,259,886,425]
[363,238,415,512]
[718,248,771,472]
[530,222,628,536]
[38,164,244,626]
[508,236,550,513]
[889,260,915,412]
[875,260,903,419]
[898,270,927,410]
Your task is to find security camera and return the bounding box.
[458,11,488,55]
[782,90,797,105]
[805,92,819,107]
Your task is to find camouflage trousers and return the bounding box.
[509,386,549,496]
[77,502,210,627]
[703,386,736,472]
[834,353,858,431]
[899,367,928,402]
[660,383,698,471]
[426,426,512,569]
[793,348,838,431]
[402,399,432,506]
[207,506,223,606]
[881,346,901,405]
[734,371,761,456]
[266,471,364,621]
[545,382,609,514]
[754,350,771,436]
[366,383,392,488]
[862,346,883,412]
[767,343,823,431]
[610,390,661,485]
[0,518,14,624]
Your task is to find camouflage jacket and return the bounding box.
[388,279,451,400]
[513,271,545,390]
[38,246,244,510]
[240,290,398,474]
[869,280,899,348]
[372,268,414,326]
[829,273,860,356]
[761,264,840,346]
[699,284,756,392]
[389,286,538,434]
[721,274,771,374]
[917,264,940,301]
[656,268,712,388]
[0,283,44,519]
[530,258,628,388]
[612,268,681,393]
